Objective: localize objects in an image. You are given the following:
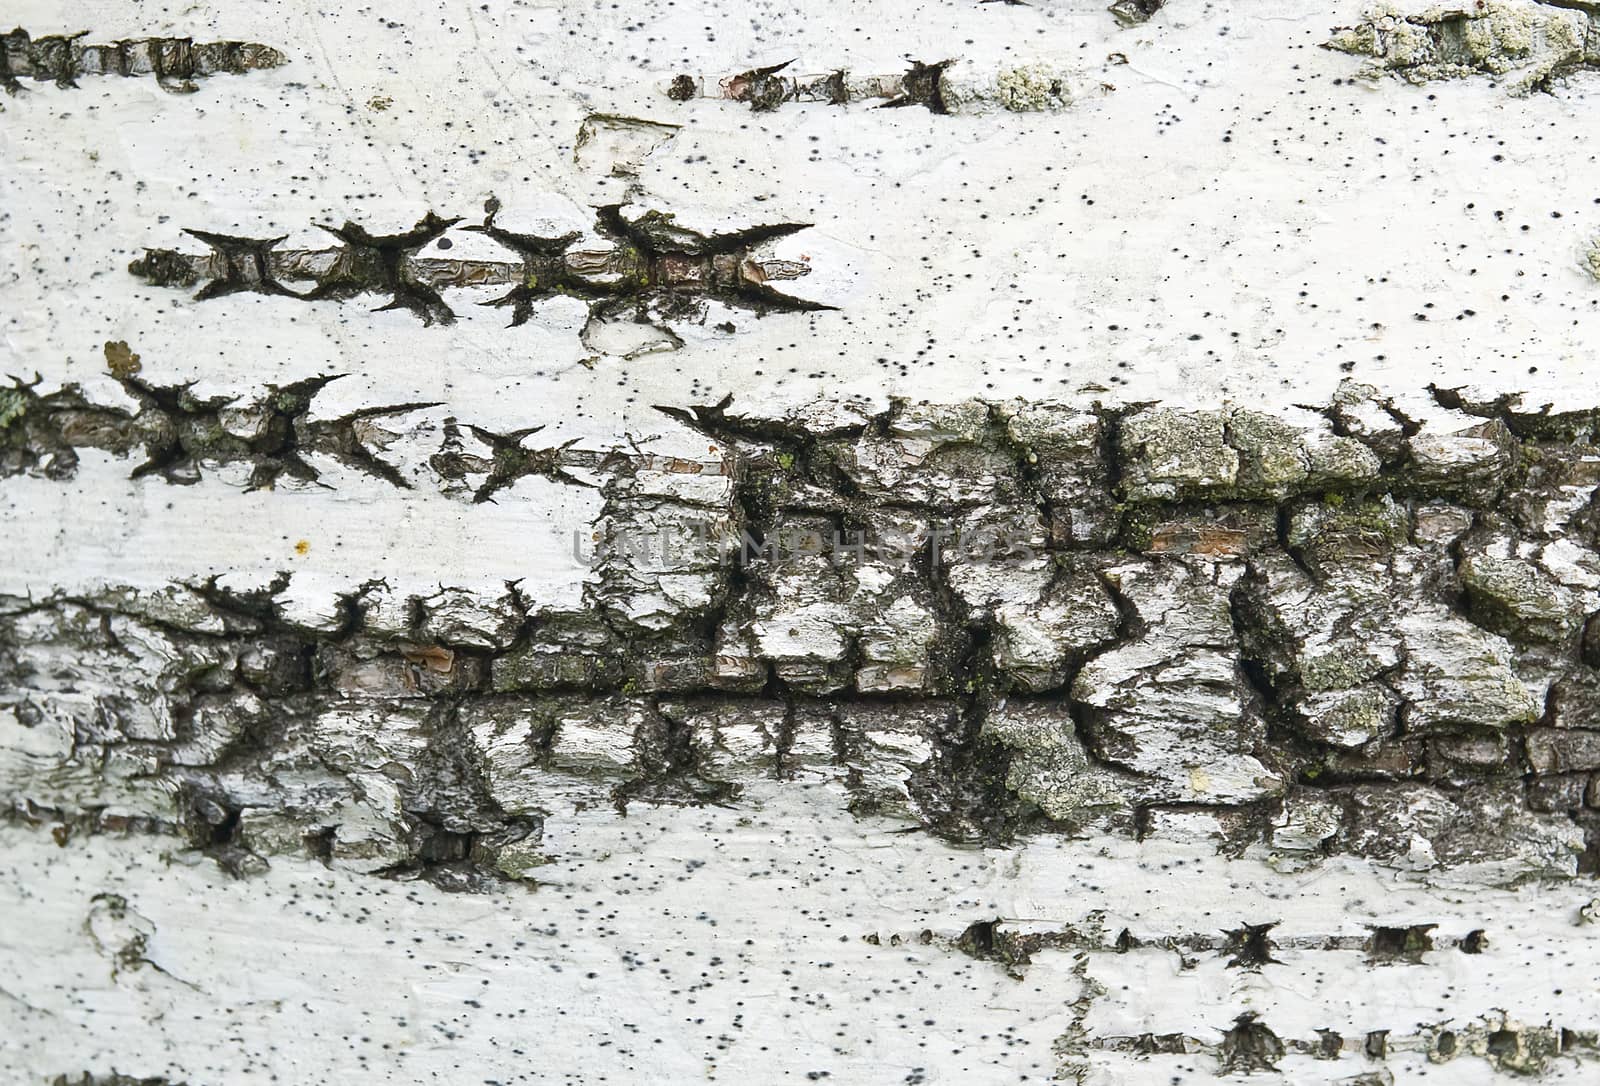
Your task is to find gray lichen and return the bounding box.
[1326,1,1600,94]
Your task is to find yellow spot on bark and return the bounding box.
[294,539,310,555]
[103,340,141,379]
[1188,766,1211,794]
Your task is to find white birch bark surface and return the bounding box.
[4,1,1600,1083]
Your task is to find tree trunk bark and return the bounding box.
[4,1,1600,1083]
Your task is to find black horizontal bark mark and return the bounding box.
[128,203,828,332]
[2,28,285,94]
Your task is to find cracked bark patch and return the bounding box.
[5,384,1600,889]
[1,29,285,95]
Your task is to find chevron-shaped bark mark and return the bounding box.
[0,372,437,489]
[128,203,828,331]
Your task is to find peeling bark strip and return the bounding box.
[6,383,1600,890]
[1327,0,1600,93]
[127,203,825,330]
[0,29,285,94]
[665,57,1091,113]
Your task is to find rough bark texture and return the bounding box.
[7,384,1599,889]
[7,0,1600,1083]
[1328,1,1600,93]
